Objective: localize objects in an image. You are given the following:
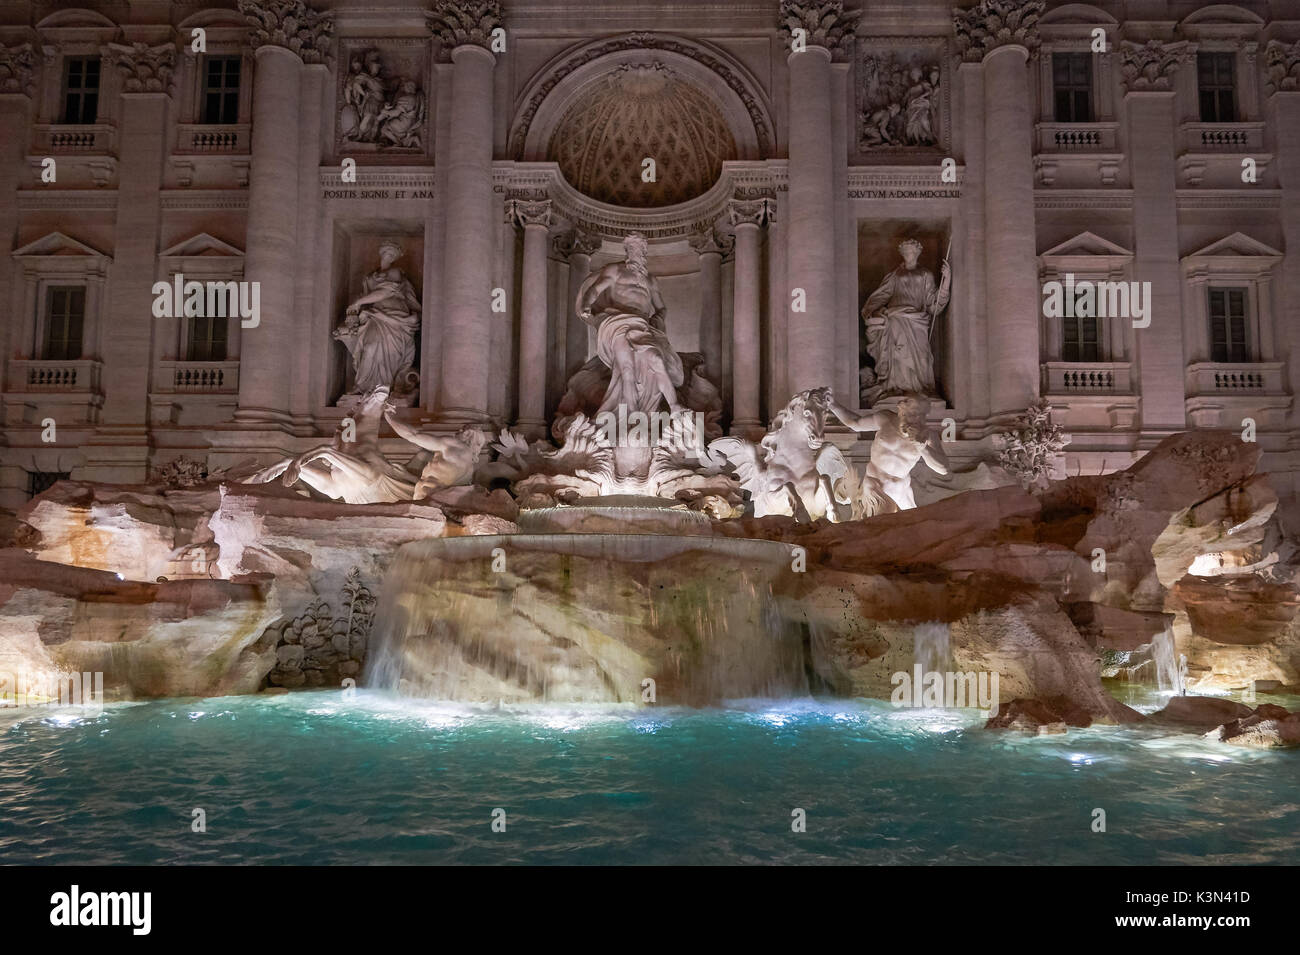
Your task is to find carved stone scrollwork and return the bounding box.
[727,197,774,229]
[953,0,1044,63]
[103,42,176,94]
[778,0,861,61]
[1119,39,1193,93]
[689,226,734,257]
[508,198,553,229]
[237,0,335,65]
[0,42,38,97]
[427,0,504,54]
[553,227,602,259]
[1265,39,1300,96]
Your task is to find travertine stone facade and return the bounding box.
[1,0,1298,514]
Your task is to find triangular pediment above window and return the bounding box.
[12,231,107,259]
[1186,232,1282,259]
[1040,231,1132,258]
[159,233,245,258]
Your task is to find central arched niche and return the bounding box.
[548,63,738,208]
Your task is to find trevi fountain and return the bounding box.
[0,0,1298,872]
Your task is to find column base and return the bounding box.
[434,407,498,429]
[513,417,548,441]
[233,407,300,431]
[729,418,765,441]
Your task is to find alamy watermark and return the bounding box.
[891,665,999,715]
[594,404,708,458]
[0,670,104,714]
[1042,273,1151,329]
[151,274,261,328]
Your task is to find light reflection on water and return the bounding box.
[0,690,1295,865]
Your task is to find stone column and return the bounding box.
[780,0,859,397]
[428,1,502,426]
[728,197,772,437]
[0,43,36,403]
[956,0,1044,420]
[1265,41,1300,439]
[1121,40,1193,439]
[556,226,601,370]
[84,42,175,481]
[689,225,732,385]
[510,199,552,439]
[233,0,332,427]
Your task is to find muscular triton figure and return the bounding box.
[827,393,949,514]
[383,410,488,499]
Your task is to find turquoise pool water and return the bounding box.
[1,691,1297,865]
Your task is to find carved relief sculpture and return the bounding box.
[335,239,421,405]
[103,42,175,93]
[1265,39,1300,95]
[1119,39,1192,93]
[953,0,1044,62]
[0,43,37,96]
[861,238,950,405]
[339,49,426,149]
[859,54,941,149]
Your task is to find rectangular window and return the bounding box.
[1053,52,1093,123]
[42,286,85,361]
[1198,52,1236,123]
[62,56,100,125]
[200,56,241,125]
[1062,297,1100,363]
[1208,287,1248,363]
[186,313,228,362]
[26,470,71,499]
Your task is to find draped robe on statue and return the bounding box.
[339,268,421,394]
[862,266,946,405]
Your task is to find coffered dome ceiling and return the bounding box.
[547,63,738,209]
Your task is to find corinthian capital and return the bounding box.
[428,0,505,54]
[1265,39,1300,96]
[553,227,601,259]
[727,197,774,229]
[1119,39,1193,93]
[0,42,38,96]
[509,198,552,229]
[690,226,733,256]
[103,42,176,94]
[953,0,1044,63]
[237,0,334,65]
[778,0,861,60]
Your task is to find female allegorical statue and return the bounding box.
[861,237,951,406]
[335,239,421,400]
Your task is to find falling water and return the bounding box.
[912,621,953,674]
[1151,625,1185,696]
[365,533,811,704]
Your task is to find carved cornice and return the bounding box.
[553,227,602,259]
[237,0,334,65]
[778,0,861,61]
[508,198,553,229]
[1119,39,1193,93]
[727,197,774,228]
[0,42,38,97]
[427,0,504,57]
[1265,39,1300,96]
[953,0,1044,63]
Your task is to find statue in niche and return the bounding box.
[377,79,426,149]
[383,410,488,499]
[245,387,418,504]
[859,53,941,149]
[828,392,949,514]
[576,232,685,418]
[335,239,421,406]
[861,238,950,406]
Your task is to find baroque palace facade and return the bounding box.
[1,0,1299,511]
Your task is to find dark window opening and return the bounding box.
[1053,52,1093,123]
[1198,52,1237,123]
[62,56,100,125]
[1062,302,1100,363]
[186,313,229,362]
[42,286,85,361]
[201,56,241,125]
[1209,287,1248,363]
[26,470,70,499]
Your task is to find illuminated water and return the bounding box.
[0,691,1296,865]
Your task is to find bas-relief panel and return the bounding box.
[855,38,950,160]
[335,39,431,162]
